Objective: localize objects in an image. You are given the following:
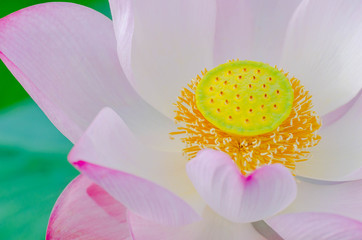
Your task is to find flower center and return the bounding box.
[195,60,294,136]
[171,60,321,174]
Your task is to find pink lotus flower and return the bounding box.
[1,0,362,239]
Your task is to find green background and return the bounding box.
[0,1,110,239]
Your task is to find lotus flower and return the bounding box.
[1,0,362,239]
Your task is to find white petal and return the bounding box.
[129,0,216,117]
[296,90,362,180]
[214,0,302,65]
[281,0,362,115]
[128,207,266,240]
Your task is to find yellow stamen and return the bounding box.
[171,60,321,174]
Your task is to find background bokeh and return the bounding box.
[0,1,109,239]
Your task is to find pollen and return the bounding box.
[171,60,321,175]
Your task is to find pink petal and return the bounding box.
[267,212,362,240]
[128,207,266,240]
[0,3,176,150]
[296,89,362,180]
[283,177,362,222]
[47,175,131,240]
[280,0,362,115]
[128,0,216,117]
[214,0,302,66]
[73,161,200,226]
[69,108,202,226]
[186,149,297,223]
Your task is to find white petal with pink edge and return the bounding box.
[0,2,177,151]
[73,161,200,226]
[47,175,132,240]
[68,107,204,225]
[108,0,133,81]
[280,0,362,115]
[296,90,362,180]
[267,212,362,240]
[282,177,362,222]
[128,207,265,240]
[213,0,302,66]
[186,149,297,223]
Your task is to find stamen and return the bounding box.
[171,60,321,174]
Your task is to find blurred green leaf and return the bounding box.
[0,1,111,238]
[0,100,78,239]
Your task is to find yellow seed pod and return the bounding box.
[195,60,294,136]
